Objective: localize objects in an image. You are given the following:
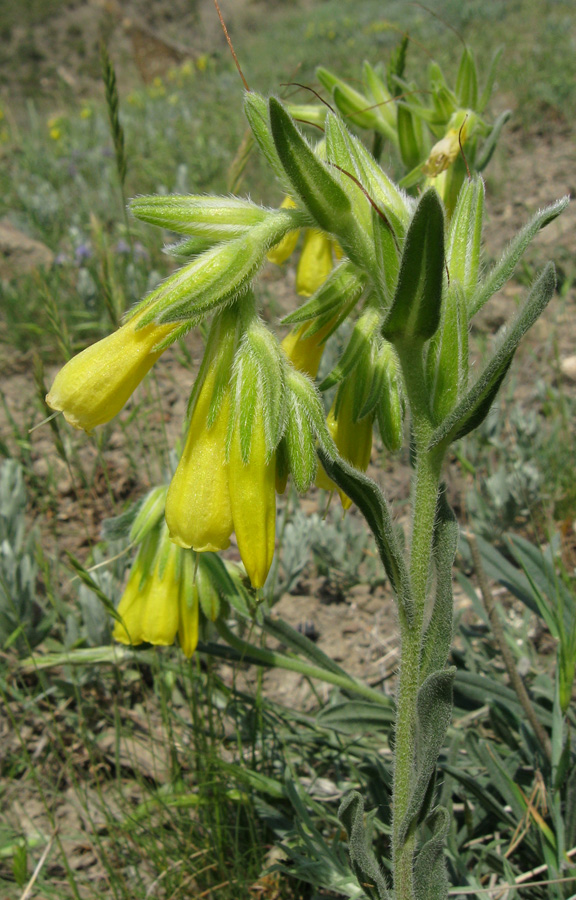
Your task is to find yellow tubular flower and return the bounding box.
[281,317,338,379]
[166,375,233,553]
[177,553,199,658]
[296,229,334,297]
[316,384,374,510]
[114,542,180,648]
[228,417,276,589]
[46,311,178,432]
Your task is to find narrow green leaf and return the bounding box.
[319,302,381,390]
[317,448,413,621]
[429,263,556,449]
[383,189,445,343]
[470,201,566,317]
[244,91,289,185]
[420,492,458,683]
[339,792,391,900]
[397,104,424,171]
[478,46,504,114]
[475,108,511,172]
[455,47,478,109]
[317,701,395,734]
[413,807,450,900]
[263,615,351,679]
[397,668,455,845]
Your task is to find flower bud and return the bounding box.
[316,374,373,509]
[46,310,179,432]
[228,414,276,589]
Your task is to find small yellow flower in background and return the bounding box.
[0,108,4,121]
[46,310,179,432]
[166,370,234,553]
[113,530,199,658]
[228,414,276,590]
[196,55,208,72]
[50,127,62,141]
[316,378,374,509]
[180,60,194,78]
[80,106,92,120]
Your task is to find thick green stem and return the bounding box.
[391,342,445,900]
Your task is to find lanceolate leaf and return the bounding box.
[383,189,445,343]
[469,200,567,317]
[269,97,353,236]
[429,263,556,450]
[339,792,391,900]
[475,108,511,172]
[413,807,450,900]
[317,448,413,622]
[397,669,455,846]
[420,492,458,683]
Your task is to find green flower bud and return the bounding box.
[426,283,469,424]
[196,556,221,623]
[136,211,298,326]
[362,61,397,129]
[446,176,485,303]
[360,340,405,453]
[130,195,271,237]
[129,486,168,544]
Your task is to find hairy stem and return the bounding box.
[392,342,445,900]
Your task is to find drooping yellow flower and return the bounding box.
[228,414,276,590]
[46,311,178,432]
[113,536,199,658]
[295,229,335,297]
[281,317,338,379]
[166,372,234,553]
[316,379,374,510]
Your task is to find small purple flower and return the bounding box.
[134,241,149,260]
[75,243,92,263]
[115,239,130,255]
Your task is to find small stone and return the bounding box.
[0,219,54,280]
[560,355,576,382]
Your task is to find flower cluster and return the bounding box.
[48,91,564,657]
